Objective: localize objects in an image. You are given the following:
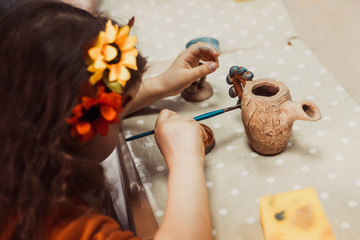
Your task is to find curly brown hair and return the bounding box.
[0,1,146,239]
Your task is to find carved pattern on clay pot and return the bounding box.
[241,78,322,155]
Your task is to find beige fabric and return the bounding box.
[100,0,296,62]
[100,0,360,239]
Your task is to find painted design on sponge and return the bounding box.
[274,210,285,221]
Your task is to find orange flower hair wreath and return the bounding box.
[67,18,138,142]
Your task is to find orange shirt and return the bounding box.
[45,212,140,240]
[44,202,141,240]
[1,203,141,240]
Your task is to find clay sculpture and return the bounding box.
[227,66,322,155]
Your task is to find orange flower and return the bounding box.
[67,87,123,142]
[87,19,138,89]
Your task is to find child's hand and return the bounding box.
[126,42,220,115]
[154,109,207,170]
[160,41,220,96]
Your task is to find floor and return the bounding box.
[282,0,360,104]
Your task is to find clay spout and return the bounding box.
[281,100,322,124]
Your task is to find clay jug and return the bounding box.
[241,78,322,155]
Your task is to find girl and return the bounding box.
[0,1,219,240]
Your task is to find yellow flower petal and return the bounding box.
[96,32,107,47]
[89,70,104,85]
[104,20,117,43]
[88,47,102,61]
[103,45,118,62]
[89,32,106,58]
[116,25,130,42]
[120,52,138,70]
[109,64,130,84]
[108,64,119,82]
[118,36,137,51]
[87,64,96,72]
[117,65,131,85]
[94,59,107,70]
[123,48,138,57]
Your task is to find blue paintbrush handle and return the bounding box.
[125,130,154,142]
[193,109,224,121]
[125,104,240,142]
[126,110,223,142]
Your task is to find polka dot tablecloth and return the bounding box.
[100,0,360,239]
[99,0,296,62]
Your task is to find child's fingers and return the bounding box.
[188,42,219,57]
[156,109,177,124]
[188,61,218,80]
[188,41,220,62]
[184,42,220,80]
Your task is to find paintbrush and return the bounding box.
[125,103,241,142]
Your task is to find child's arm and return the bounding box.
[127,41,220,115]
[153,109,212,240]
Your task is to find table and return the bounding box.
[100,0,360,239]
[282,0,360,105]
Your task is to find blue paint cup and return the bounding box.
[186,37,220,50]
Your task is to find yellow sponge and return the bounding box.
[260,188,335,240]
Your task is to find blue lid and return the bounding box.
[186,37,219,50]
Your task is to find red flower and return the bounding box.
[67,86,123,142]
